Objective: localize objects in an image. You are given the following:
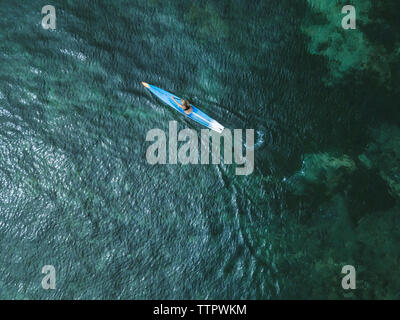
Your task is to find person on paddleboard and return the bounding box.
[172,97,193,115]
[181,100,193,115]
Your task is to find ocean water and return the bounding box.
[0,0,400,299]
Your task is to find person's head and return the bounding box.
[182,100,190,107]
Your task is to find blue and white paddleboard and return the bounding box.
[142,82,224,133]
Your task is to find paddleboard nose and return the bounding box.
[142,82,150,88]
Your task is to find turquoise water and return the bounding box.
[0,0,400,299]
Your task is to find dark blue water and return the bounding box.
[0,0,399,299]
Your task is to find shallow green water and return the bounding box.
[0,0,399,299]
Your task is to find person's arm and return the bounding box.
[172,97,185,110]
